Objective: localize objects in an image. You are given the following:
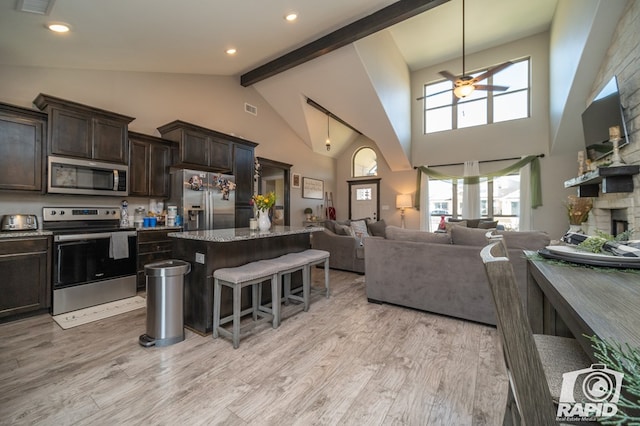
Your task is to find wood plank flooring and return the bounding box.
[0,269,508,425]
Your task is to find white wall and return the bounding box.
[0,65,334,226]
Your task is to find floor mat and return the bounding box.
[52,296,146,329]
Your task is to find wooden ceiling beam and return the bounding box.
[240,0,449,87]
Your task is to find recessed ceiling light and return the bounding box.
[226,48,237,55]
[284,12,298,22]
[47,22,70,33]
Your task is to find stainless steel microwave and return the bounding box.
[48,155,128,196]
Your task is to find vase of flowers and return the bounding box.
[250,192,276,231]
[565,195,592,233]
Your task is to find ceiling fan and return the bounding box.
[416,0,513,102]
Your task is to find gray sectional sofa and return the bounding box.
[364,225,550,326]
[310,219,386,274]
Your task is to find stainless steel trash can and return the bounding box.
[139,259,191,347]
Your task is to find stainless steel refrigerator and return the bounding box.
[170,169,236,230]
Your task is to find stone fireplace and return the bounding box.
[588,192,636,237]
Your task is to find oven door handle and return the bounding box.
[54,231,137,242]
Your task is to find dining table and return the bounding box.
[526,252,640,363]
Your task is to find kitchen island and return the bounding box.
[168,226,323,334]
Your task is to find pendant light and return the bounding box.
[325,114,331,151]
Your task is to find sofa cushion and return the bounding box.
[367,219,387,238]
[496,230,550,250]
[445,220,467,232]
[449,218,494,228]
[450,225,493,246]
[386,225,452,244]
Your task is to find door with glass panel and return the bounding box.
[348,179,380,221]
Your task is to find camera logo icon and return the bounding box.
[557,363,624,420]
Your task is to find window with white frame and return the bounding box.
[423,58,530,134]
[427,173,520,231]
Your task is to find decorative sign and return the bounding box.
[302,177,324,199]
[292,173,301,189]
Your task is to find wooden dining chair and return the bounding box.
[480,237,592,425]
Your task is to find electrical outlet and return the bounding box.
[195,252,205,264]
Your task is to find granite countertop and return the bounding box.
[0,230,53,239]
[137,226,183,231]
[168,226,324,242]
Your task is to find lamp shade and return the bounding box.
[396,194,412,209]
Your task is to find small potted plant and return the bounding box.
[304,207,313,220]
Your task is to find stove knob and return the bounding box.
[50,211,56,215]
[59,211,65,215]
[111,210,117,215]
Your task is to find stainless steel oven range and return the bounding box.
[43,207,137,315]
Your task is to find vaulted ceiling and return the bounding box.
[0,0,558,168]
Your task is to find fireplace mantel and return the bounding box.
[564,165,640,197]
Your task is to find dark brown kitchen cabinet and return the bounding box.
[157,120,233,172]
[33,93,134,164]
[0,236,51,320]
[136,230,174,290]
[129,131,173,198]
[0,103,46,192]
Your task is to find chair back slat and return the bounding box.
[481,239,558,425]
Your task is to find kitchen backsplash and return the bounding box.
[0,192,165,229]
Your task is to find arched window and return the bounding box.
[353,147,377,177]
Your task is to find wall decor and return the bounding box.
[302,177,323,199]
[291,172,301,189]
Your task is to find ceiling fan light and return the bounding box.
[454,84,475,98]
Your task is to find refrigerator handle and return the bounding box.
[205,190,210,230]
[208,191,214,229]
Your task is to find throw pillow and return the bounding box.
[333,223,352,236]
[367,219,387,238]
[450,225,493,246]
[350,220,370,239]
[464,219,482,228]
[324,220,337,233]
[478,220,499,229]
[385,225,452,244]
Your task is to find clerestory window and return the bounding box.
[422,57,530,134]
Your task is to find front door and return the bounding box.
[348,179,380,221]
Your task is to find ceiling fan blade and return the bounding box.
[416,87,453,100]
[439,70,459,83]
[472,61,514,83]
[474,84,509,92]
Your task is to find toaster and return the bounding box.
[1,214,39,231]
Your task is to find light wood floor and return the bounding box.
[0,269,508,426]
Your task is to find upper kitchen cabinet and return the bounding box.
[34,94,134,164]
[0,102,46,192]
[128,131,173,198]
[157,120,234,172]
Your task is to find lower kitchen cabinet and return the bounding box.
[136,230,174,290]
[0,236,51,320]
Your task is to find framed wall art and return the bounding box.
[302,177,324,199]
[291,172,301,189]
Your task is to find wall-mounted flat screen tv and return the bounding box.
[582,76,630,161]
